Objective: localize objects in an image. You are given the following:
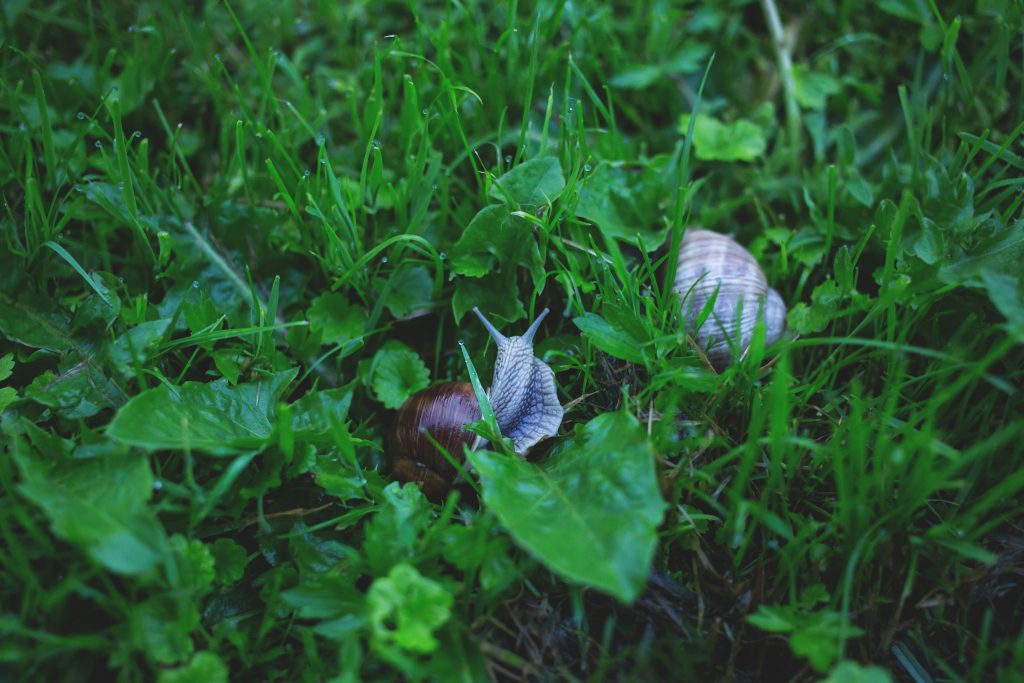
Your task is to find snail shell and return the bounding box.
[390,381,481,501]
[673,229,786,368]
[390,309,563,499]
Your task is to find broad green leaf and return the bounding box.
[573,312,647,363]
[449,204,543,280]
[367,342,429,409]
[282,575,365,620]
[469,411,666,603]
[0,291,75,352]
[823,661,894,683]
[488,156,564,208]
[452,270,526,324]
[109,318,173,374]
[108,369,297,454]
[367,563,453,653]
[290,386,354,436]
[575,163,671,251]
[13,446,167,574]
[679,114,767,162]
[157,652,229,683]
[25,362,126,419]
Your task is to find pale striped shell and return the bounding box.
[673,229,786,368]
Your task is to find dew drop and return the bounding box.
[431,183,438,190]
[192,280,200,288]
[304,169,311,177]
[381,257,388,264]
[505,155,512,164]
[94,140,103,148]
[128,24,137,33]
[421,108,428,116]
[439,251,446,260]
[372,139,381,149]
[584,163,591,172]
[153,480,163,491]
[132,130,141,138]
[77,112,86,120]
[315,133,324,146]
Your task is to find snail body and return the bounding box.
[673,229,786,368]
[390,309,563,498]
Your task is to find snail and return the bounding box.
[673,229,786,368]
[389,307,563,499]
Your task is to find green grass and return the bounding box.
[1,1,1023,681]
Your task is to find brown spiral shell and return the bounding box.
[389,382,481,500]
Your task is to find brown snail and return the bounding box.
[390,308,564,499]
[673,229,787,369]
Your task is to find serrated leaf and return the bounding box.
[209,538,250,585]
[380,266,435,319]
[308,292,366,344]
[367,563,453,653]
[108,369,297,455]
[368,343,429,409]
[469,411,666,603]
[450,205,543,280]
[364,483,432,575]
[488,156,564,208]
[13,446,167,574]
